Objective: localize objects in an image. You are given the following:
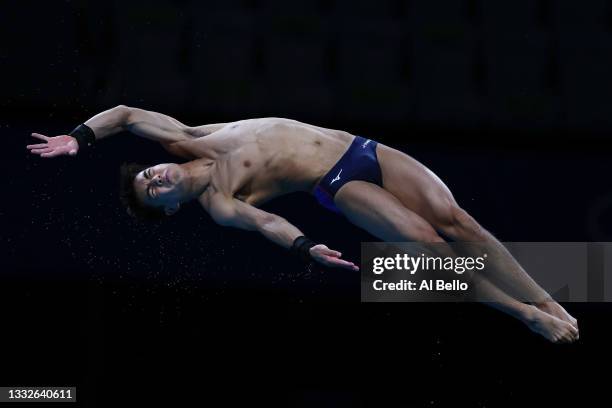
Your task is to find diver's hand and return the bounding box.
[309,244,359,271]
[27,133,79,158]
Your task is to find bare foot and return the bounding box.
[535,301,579,332]
[523,305,579,343]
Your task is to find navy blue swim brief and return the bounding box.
[313,135,383,214]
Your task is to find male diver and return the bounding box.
[28,105,579,343]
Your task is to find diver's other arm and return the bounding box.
[87,105,228,141]
[207,194,359,271]
[27,105,228,158]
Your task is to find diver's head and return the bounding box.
[120,162,191,221]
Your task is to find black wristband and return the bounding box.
[69,124,96,151]
[290,236,317,263]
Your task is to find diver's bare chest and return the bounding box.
[209,152,281,200]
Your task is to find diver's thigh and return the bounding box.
[376,143,457,224]
[334,180,441,242]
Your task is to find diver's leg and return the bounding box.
[375,143,578,330]
[333,180,577,343]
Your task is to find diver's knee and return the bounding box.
[440,206,486,241]
[406,224,445,243]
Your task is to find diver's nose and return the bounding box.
[154,174,164,185]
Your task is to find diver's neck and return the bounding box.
[181,158,215,201]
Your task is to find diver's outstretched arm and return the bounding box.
[27,105,228,158]
[205,192,359,271]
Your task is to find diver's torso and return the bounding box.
[180,117,355,206]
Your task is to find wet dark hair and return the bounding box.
[119,163,167,222]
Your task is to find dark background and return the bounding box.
[2,0,612,406]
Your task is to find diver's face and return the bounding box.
[133,163,188,214]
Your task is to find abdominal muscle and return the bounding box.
[193,118,355,206]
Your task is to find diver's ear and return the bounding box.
[164,203,180,216]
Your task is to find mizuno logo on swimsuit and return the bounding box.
[330,169,343,184]
[362,140,371,148]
